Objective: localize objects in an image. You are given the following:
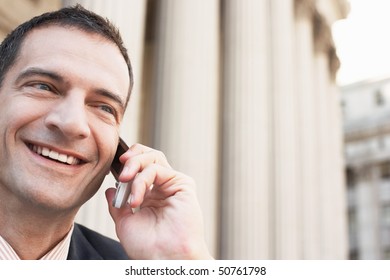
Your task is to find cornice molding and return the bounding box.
[295,0,345,80]
[294,0,315,19]
[312,10,340,79]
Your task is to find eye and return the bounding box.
[33,83,52,91]
[93,103,119,124]
[98,104,116,116]
[24,81,59,97]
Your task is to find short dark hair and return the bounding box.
[0,4,133,108]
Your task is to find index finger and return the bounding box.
[119,143,153,162]
[118,143,172,181]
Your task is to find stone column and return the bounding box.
[64,0,147,240]
[294,8,321,259]
[313,52,347,259]
[356,166,381,259]
[147,0,220,257]
[315,52,334,258]
[270,0,300,259]
[329,81,348,259]
[312,7,348,259]
[220,0,271,259]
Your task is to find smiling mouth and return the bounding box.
[27,143,81,165]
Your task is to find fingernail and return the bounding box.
[128,193,132,205]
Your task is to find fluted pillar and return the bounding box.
[356,166,381,259]
[270,0,300,259]
[329,81,348,259]
[220,0,271,259]
[147,0,220,256]
[313,52,347,259]
[315,53,333,258]
[64,0,147,240]
[312,6,347,259]
[294,11,321,259]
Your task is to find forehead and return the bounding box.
[14,25,129,100]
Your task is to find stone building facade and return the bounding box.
[343,76,390,259]
[0,0,349,259]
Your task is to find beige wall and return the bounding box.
[0,0,349,259]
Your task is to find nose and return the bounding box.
[44,94,91,139]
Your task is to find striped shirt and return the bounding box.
[0,224,74,260]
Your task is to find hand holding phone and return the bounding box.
[110,138,132,208]
[105,142,213,259]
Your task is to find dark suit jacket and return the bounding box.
[67,223,129,260]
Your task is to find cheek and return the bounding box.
[90,122,120,166]
[0,97,44,135]
[5,94,49,118]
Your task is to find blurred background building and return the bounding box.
[342,77,390,259]
[0,0,349,259]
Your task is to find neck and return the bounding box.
[0,197,77,260]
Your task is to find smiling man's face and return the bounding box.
[0,26,130,212]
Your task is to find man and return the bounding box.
[0,5,212,260]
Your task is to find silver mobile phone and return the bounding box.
[110,138,132,208]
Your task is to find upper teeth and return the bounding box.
[31,144,80,165]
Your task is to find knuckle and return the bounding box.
[125,156,140,168]
[155,150,166,160]
[129,143,143,152]
[154,150,170,166]
[183,174,196,185]
[177,172,197,189]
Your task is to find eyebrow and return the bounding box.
[15,67,126,111]
[15,67,64,84]
[94,88,126,112]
